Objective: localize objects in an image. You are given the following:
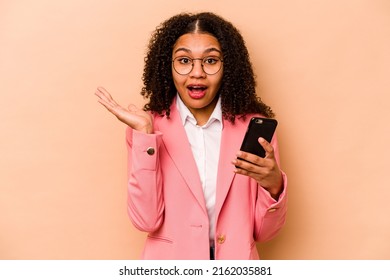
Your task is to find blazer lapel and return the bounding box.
[154,102,207,215]
[215,118,248,219]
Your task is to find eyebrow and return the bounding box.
[173,47,222,55]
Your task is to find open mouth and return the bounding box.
[187,85,207,99]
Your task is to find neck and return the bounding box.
[191,97,219,126]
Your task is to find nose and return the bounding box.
[190,59,206,77]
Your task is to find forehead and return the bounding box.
[173,33,221,54]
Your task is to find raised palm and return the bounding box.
[95,87,153,133]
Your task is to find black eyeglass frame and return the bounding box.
[172,56,224,75]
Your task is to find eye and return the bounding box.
[177,57,192,64]
[203,57,220,65]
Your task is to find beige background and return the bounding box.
[1,0,389,259]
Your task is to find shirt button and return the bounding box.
[268,208,277,213]
[146,147,155,155]
[217,234,226,244]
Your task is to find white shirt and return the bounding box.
[176,95,223,244]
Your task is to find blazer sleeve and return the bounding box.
[254,132,288,242]
[126,127,164,232]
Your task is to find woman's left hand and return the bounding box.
[232,137,283,200]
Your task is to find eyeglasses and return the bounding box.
[172,56,223,75]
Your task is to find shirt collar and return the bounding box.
[176,93,223,129]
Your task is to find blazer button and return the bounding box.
[217,234,226,244]
[146,147,155,155]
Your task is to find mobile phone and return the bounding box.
[239,117,278,158]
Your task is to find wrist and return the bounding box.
[137,123,153,134]
[266,175,283,200]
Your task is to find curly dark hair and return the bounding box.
[141,12,274,122]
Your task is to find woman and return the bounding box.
[95,12,287,260]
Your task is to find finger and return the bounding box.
[96,86,110,96]
[95,88,111,103]
[97,97,116,113]
[235,150,265,167]
[96,87,115,102]
[233,156,261,171]
[232,161,267,180]
[95,91,122,113]
[258,137,275,159]
[96,87,108,97]
[95,87,119,107]
[129,104,147,118]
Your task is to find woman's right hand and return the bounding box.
[95,87,153,134]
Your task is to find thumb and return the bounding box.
[128,104,138,112]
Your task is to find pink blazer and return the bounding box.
[126,98,287,260]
